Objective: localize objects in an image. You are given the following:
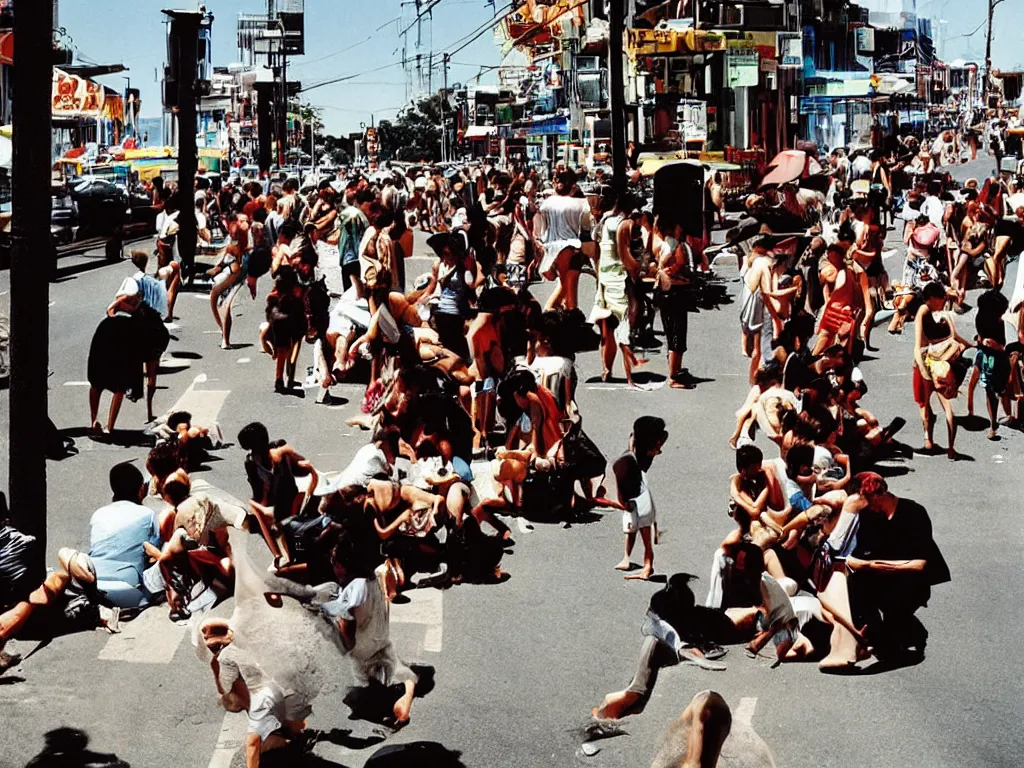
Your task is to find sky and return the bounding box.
[59,0,1020,137]
[58,0,507,135]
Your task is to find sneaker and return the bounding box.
[702,644,728,661]
[677,647,727,671]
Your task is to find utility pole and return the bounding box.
[9,0,53,564]
[441,53,449,162]
[608,0,627,193]
[984,0,1006,102]
[164,10,202,282]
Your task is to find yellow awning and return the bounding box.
[628,28,727,58]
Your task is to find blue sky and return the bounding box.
[59,0,1020,136]
[59,0,506,135]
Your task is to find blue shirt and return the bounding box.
[338,206,368,266]
[135,272,169,318]
[89,500,161,580]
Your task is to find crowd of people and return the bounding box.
[4,106,1023,765]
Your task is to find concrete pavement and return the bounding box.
[1,158,1022,767]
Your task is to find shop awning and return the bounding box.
[464,125,497,139]
[628,28,727,58]
[0,32,12,66]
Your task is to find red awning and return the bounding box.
[0,32,12,66]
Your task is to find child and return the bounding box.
[614,416,668,581]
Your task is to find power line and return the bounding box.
[299,61,406,93]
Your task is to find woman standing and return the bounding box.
[265,266,308,393]
[912,281,973,459]
[652,215,692,389]
[208,213,253,350]
[591,192,643,385]
[87,277,164,434]
[420,231,480,361]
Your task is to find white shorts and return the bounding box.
[247,682,311,740]
[622,503,655,534]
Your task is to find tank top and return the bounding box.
[921,310,951,343]
[599,214,626,277]
[436,263,469,317]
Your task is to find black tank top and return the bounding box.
[921,309,950,342]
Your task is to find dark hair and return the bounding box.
[555,169,577,191]
[754,366,781,388]
[736,444,763,471]
[167,411,192,431]
[355,189,376,206]
[921,281,946,302]
[238,422,270,452]
[375,425,402,456]
[632,416,668,456]
[146,441,182,481]
[785,443,815,478]
[279,220,299,242]
[109,461,144,501]
[283,178,298,193]
[163,477,191,507]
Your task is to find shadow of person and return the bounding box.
[342,666,436,726]
[362,741,467,767]
[25,728,130,768]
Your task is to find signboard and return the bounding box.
[777,33,802,68]
[727,48,760,88]
[52,69,105,117]
[676,99,707,143]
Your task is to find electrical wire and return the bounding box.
[299,61,406,93]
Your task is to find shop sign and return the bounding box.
[727,48,760,88]
[52,68,105,117]
[676,99,707,142]
[777,33,802,68]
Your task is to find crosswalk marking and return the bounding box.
[207,712,247,768]
[735,696,757,725]
[391,588,444,653]
[97,606,188,663]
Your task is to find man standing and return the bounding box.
[845,473,949,660]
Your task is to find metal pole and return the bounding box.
[168,12,201,282]
[280,43,288,167]
[608,0,628,193]
[9,0,53,564]
[441,53,449,162]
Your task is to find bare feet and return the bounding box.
[624,567,653,581]
[392,694,413,725]
[613,559,633,572]
[987,429,998,440]
[669,379,692,389]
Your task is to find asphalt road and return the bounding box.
[1,157,1022,768]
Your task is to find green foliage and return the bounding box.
[376,95,443,162]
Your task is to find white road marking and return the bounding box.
[735,697,757,725]
[391,588,443,653]
[237,357,251,364]
[97,607,187,663]
[206,712,248,768]
[63,380,91,387]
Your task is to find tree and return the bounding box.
[322,134,352,166]
[377,95,443,161]
[298,104,327,164]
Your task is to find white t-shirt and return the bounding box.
[157,210,180,239]
[539,195,591,243]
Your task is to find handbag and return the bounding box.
[925,335,965,363]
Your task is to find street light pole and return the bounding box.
[608,0,628,193]
[9,0,53,566]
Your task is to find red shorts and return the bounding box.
[912,366,932,406]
